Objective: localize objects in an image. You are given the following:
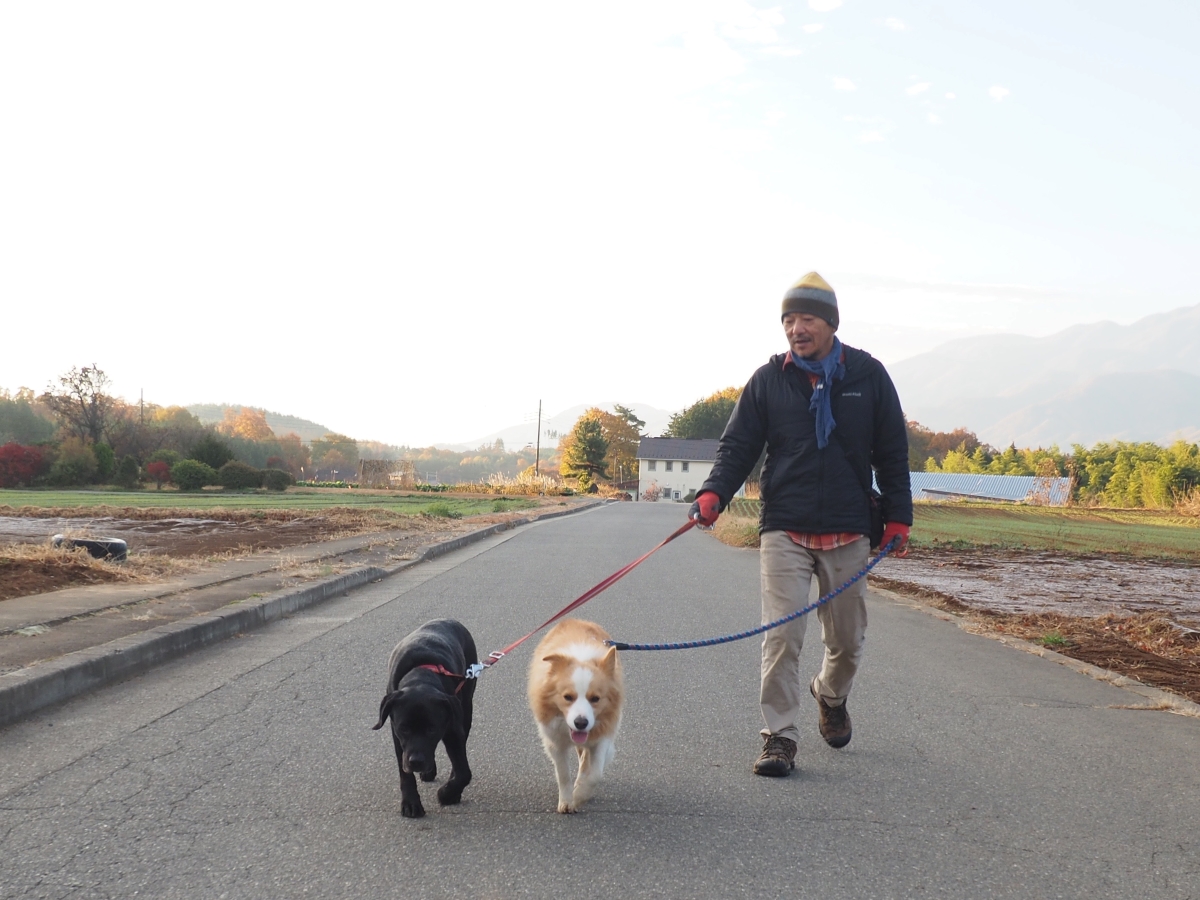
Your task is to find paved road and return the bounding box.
[2,503,1198,899]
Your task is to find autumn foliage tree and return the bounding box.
[41,365,116,445]
[666,387,741,439]
[0,443,45,487]
[218,407,275,441]
[559,416,610,491]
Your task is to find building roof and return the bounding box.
[636,437,720,462]
[908,472,1072,506]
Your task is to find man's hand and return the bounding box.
[689,491,721,527]
[880,522,910,557]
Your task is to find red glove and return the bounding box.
[880,522,910,557]
[689,491,721,527]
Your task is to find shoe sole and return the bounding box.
[752,762,794,777]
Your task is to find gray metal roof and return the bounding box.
[908,472,1072,506]
[636,438,720,462]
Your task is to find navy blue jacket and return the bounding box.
[700,345,912,535]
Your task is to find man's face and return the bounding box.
[783,312,836,360]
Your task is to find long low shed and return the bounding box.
[906,472,1072,506]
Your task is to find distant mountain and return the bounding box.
[436,401,678,452]
[890,303,1200,447]
[186,404,333,443]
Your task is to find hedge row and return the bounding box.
[170,459,294,492]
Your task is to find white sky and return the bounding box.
[3,1,1198,445]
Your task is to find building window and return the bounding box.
[681,461,689,472]
[665,461,673,472]
[647,460,656,471]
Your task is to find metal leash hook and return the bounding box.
[465,650,506,680]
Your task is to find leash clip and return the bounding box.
[464,663,485,680]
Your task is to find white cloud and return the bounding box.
[720,4,786,45]
[760,45,803,56]
[859,130,885,143]
[765,107,786,127]
[905,82,930,96]
[989,85,1010,101]
[945,92,956,100]
[832,76,856,91]
[927,112,942,125]
[883,17,907,31]
[803,23,824,33]
[843,114,888,124]
[809,0,842,11]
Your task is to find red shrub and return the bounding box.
[145,460,172,488]
[0,443,45,488]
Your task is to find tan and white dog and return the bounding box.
[527,618,624,814]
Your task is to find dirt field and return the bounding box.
[713,512,1200,707]
[0,499,572,602]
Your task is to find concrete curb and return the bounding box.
[872,584,1200,719]
[0,499,607,728]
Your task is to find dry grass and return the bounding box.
[1176,487,1200,517]
[0,540,199,601]
[713,514,760,548]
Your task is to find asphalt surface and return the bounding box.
[1,502,1198,899]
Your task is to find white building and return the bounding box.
[636,438,721,502]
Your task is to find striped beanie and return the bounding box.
[781,271,838,329]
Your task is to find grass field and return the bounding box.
[0,488,538,518]
[723,499,1200,560]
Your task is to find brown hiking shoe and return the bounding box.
[753,734,797,777]
[811,680,852,748]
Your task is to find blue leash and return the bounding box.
[605,537,898,652]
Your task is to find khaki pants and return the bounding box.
[759,531,869,741]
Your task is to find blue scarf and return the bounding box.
[791,337,845,449]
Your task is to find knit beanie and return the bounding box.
[781,271,839,329]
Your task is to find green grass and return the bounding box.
[721,499,1200,560]
[0,488,536,518]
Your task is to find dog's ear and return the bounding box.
[373,689,404,730]
[600,645,619,676]
[541,653,570,671]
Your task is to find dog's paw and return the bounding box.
[556,800,577,814]
[401,799,426,819]
[436,784,463,806]
[420,764,438,783]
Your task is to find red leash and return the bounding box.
[464,518,699,680]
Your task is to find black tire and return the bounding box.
[52,536,128,562]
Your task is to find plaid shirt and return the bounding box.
[781,347,862,550]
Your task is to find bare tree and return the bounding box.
[42,365,116,445]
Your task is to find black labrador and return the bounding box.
[372,618,478,818]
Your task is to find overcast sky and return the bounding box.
[3,1,1198,446]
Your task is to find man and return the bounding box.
[690,271,912,777]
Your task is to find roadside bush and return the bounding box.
[48,437,98,486]
[93,442,115,482]
[0,442,45,488]
[172,459,217,492]
[426,501,462,519]
[218,460,263,490]
[114,455,140,488]
[148,448,182,468]
[189,434,234,470]
[262,468,293,492]
[145,460,171,489]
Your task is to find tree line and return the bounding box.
[0,367,557,490]
[649,386,1200,510]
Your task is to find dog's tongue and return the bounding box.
[570,729,588,744]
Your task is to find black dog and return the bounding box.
[372,618,478,818]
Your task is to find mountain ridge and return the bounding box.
[890,302,1200,447]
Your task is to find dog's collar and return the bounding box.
[416,663,469,694]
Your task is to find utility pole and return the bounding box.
[535,400,542,475]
